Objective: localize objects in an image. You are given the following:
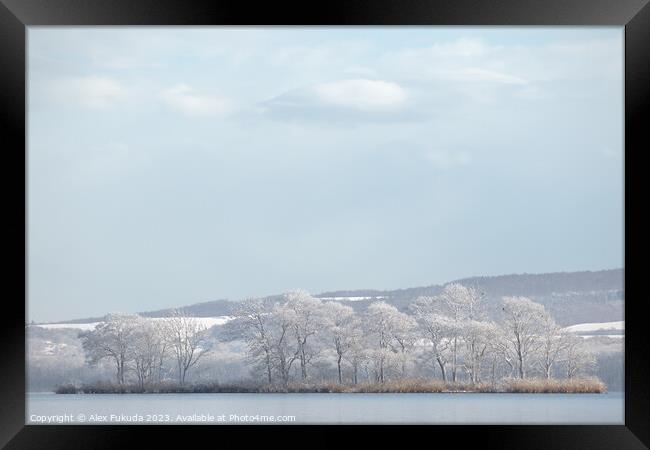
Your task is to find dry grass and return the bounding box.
[56,377,606,394]
[500,377,606,393]
[345,379,496,393]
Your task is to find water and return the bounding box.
[27,392,623,425]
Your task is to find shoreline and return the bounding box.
[53,378,607,395]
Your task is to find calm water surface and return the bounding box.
[27,392,623,425]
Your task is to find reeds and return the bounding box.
[500,377,606,393]
[55,377,606,394]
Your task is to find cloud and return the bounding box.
[161,84,233,117]
[313,79,408,111]
[50,76,126,108]
[425,150,472,170]
[261,78,413,122]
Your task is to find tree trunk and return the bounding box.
[452,337,458,382]
[337,355,343,384]
[437,357,447,382]
[266,354,273,385]
[299,345,307,380]
[491,357,496,385]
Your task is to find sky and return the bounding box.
[27,27,624,322]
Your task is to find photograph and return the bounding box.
[23,26,626,426]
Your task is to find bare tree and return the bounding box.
[284,291,324,380]
[437,283,485,381]
[387,309,417,378]
[322,301,359,384]
[365,301,414,382]
[165,310,210,385]
[488,327,516,382]
[345,333,370,385]
[231,298,275,384]
[411,296,453,381]
[460,320,498,384]
[563,334,597,379]
[536,312,570,379]
[131,318,168,388]
[151,319,170,383]
[79,313,139,384]
[501,297,546,379]
[268,301,300,386]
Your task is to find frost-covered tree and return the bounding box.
[131,318,167,388]
[411,296,453,381]
[79,313,140,384]
[365,302,414,382]
[487,326,517,382]
[322,302,360,384]
[437,283,486,381]
[268,301,300,385]
[346,332,371,385]
[536,312,570,379]
[284,291,325,380]
[165,310,210,385]
[460,320,499,384]
[563,334,597,379]
[501,297,546,379]
[386,308,418,378]
[230,298,275,384]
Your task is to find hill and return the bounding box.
[46,268,623,326]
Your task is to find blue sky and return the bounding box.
[27,27,623,322]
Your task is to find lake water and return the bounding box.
[27,392,623,425]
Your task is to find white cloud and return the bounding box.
[161,84,233,117]
[426,150,472,170]
[313,79,408,111]
[50,76,126,108]
[260,78,415,122]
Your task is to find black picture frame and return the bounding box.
[1,0,647,448]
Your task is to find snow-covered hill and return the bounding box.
[317,296,387,302]
[35,316,234,331]
[563,321,624,339]
[563,320,624,333]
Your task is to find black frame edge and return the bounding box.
[1,0,648,448]
[624,1,650,447]
[1,0,649,25]
[0,0,26,448]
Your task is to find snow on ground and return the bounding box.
[319,296,387,302]
[563,321,624,333]
[34,316,234,331]
[37,322,101,331]
[578,335,624,339]
[153,316,234,328]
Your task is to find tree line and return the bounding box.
[79,310,210,387]
[78,283,596,388]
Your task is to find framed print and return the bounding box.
[1,0,648,448]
